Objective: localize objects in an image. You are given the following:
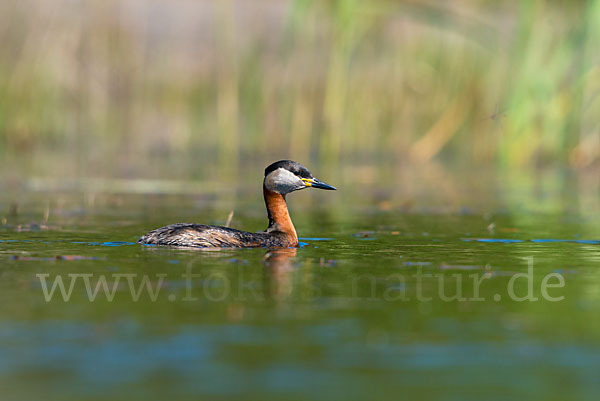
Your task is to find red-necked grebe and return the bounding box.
[138,160,336,248]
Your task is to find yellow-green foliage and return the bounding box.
[0,0,598,174]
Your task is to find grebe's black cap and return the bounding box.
[264,160,311,178]
[264,160,336,190]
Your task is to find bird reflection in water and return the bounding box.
[262,248,297,301]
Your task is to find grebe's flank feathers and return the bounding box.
[138,223,293,248]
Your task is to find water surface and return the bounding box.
[0,187,599,401]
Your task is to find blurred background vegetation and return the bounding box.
[0,0,598,215]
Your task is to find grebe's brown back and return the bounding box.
[138,160,336,248]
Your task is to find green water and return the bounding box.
[0,181,599,401]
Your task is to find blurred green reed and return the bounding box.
[0,0,598,178]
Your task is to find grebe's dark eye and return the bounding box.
[296,168,311,179]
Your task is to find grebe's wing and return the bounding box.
[138,223,274,248]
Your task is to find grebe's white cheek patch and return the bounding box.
[265,168,305,194]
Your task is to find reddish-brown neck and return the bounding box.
[263,184,298,246]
